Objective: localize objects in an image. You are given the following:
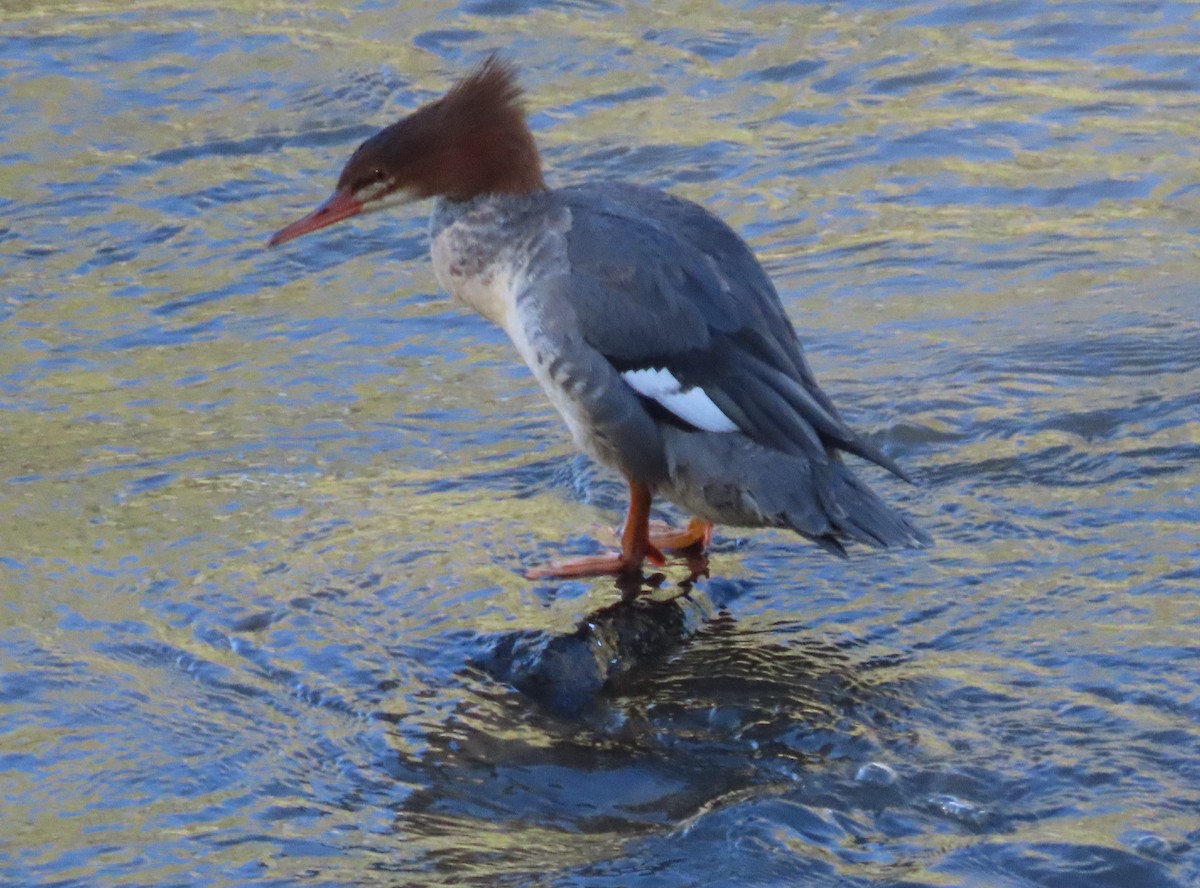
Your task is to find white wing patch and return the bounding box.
[621,367,738,433]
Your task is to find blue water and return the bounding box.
[2,2,1198,886]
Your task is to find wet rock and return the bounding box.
[471,576,744,716]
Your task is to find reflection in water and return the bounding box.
[1,0,1199,886]
[402,615,917,882]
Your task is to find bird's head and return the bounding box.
[269,55,545,247]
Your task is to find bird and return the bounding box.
[269,55,929,580]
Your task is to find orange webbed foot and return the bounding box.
[527,480,670,580]
[525,549,658,580]
[647,517,714,553]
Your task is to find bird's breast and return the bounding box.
[430,221,516,329]
[429,198,609,461]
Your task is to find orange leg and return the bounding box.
[526,480,665,579]
[647,517,714,553]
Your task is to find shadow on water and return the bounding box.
[357,565,1191,887]
[392,574,928,878]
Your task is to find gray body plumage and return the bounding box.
[430,182,928,555]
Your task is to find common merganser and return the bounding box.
[269,56,929,579]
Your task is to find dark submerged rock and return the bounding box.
[470,574,746,716]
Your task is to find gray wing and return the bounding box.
[559,183,910,481]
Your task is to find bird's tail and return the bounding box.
[791,459,932,558]
[660,429,930,557]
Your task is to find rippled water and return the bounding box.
[3,2,1199,886]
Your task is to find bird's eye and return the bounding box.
[353,168,389,193]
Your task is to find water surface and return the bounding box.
[2,1,1199,885]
